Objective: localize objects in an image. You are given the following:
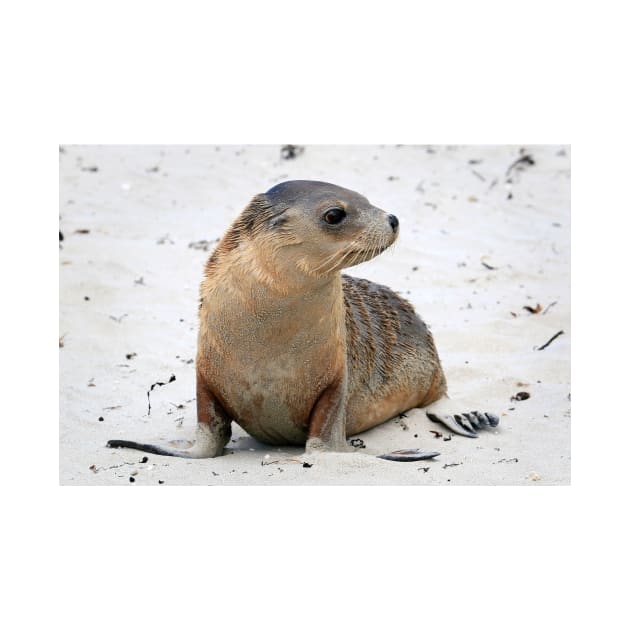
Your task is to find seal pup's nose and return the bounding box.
[388,214,399,232]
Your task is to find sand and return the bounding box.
[59,144,570,485]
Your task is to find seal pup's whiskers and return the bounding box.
[310,239,361,276]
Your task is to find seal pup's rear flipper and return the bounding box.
[106,439,199,458]
[425,396,499,438]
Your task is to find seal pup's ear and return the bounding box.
[204,194,275,277]
[239,192,292,233]
[268,214,289,230]
[233,193,276,234]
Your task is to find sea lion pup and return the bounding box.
[108,180,498,460]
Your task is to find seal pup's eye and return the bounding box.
[323,207,347,225]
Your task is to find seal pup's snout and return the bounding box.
[388,214,399,232]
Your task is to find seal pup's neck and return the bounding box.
[201,234,340,300]
[198,240,345,356]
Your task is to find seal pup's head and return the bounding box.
[205,181,398,287]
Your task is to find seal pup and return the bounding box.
[108,180,498,459]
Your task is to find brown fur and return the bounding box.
[108,181,464,459]
[195,181,447,451]
[342,276,447,435]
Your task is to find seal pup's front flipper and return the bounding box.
[304,372,354,454]
[107,421,231,458]
[107,380,232,458]
[107,439,197,458]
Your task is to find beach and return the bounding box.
[59,144,570,485]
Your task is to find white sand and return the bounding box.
[59,144,570,485]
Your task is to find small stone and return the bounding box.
[512,392,530,401]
